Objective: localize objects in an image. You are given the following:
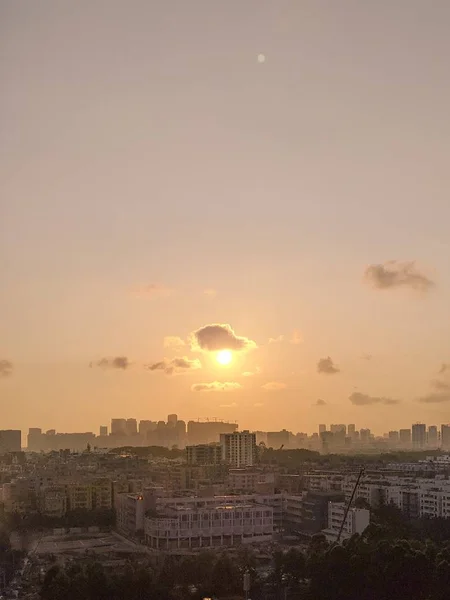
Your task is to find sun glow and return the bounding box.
[216,349,233,365]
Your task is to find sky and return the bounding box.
[1,0,450,435]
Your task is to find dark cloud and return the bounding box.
[0,360,13,377]
[315,399,327,406]
[317,356,340,375]
[439,363,450,374]
[191,324,256,352]
[431,379,450,391]
[418,392,450,404]
[191,381,241,392]
[364,261,434,291]
[349,392,399,406]
[93,356,130,370]
[147,356,201,375]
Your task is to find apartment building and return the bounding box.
[228,469,275,492]
[144,503,273,550]
[39,486,67,518]
[323,502,370,542]
[220,431,256,467]
[186,443,222,466]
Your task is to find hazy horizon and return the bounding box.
[2,1,450,435]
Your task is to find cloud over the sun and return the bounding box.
[261,381,287,391]
[364,261,434,291]
[163,336,186,349]
[0,359,13,377]
[349,392,399,406]
[191,324,256,352]
[191,381,241,392]
[147,357,201,375]
[92,356,130,370]
[317,357,340,375]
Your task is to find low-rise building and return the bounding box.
[144,503,273,550]
[323,502,370,542]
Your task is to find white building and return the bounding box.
[220,431,256,467]
[323,502,370,542]
[144,503,273,550]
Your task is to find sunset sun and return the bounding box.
[216,349,233,365]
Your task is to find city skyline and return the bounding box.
[3,1,450,433]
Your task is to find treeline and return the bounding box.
[40,530,450,600]
[109,446,185,459]
[0,529,26,588]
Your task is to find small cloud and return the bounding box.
[253,402,265,407]
[219,402,238,408]
[94,356,130,370]
[431,379,450,391]
[315,399,327,406]
[191,323,256,352]
[269,335,284,344]
[364,261,434,292]
[261,381,287,391]
[133,283,172,298]
[418,392,450,404]
[349,392,399,406]
[203,289,217,298]
[147,356,201,375]
[291,330,303,345]
[163,336,186,349]
[317,356,340,375]
[242,367,261,377]
[439,363,450,374]
[361,353,372,361]
[191,381,241,392]
[0,359,13,377]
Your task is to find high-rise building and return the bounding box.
[139,420,157,437]
[167,414,178,425]
[319,424,327,434]
[388,431,399,443]
[428,425,438,448]
[187,420,238,445]
[126,418,138,436]
[267,430,290,449]
[360,429,371,444]
[412,424,426,449]
[27,428,43,451]
[0,430,21,453]
[330,424,346,434]
[220,430,256,467]
[399,429,411,446]
[99,426,108,437]
[111,419,127,435]
[186,443,222,465]
[441,424,450,449]
[348,424,356,437]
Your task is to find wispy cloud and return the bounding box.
[191,324,256,352]
[242,367,261,377]
[315,399,327,406]
[268,335,284,344]
[364,261,434,292]
[147,356,201,375]
[349,392,399,406]
[219,402,238,408]
[92,356,130,370]
[439,363,450,374]
[163,336,186,349]
[317,356,340,375]
[253,402,265,407]
[361,353,372,361]
[431,379,450,391]
[191,381,242,392]
[0,359,13,377]
[291,330,303,345]
[417,392,450,404]
[261,381,287,391]
[133,283,173,298]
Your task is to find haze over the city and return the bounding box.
[2,0,450,434]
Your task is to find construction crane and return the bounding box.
[335,467,365,545]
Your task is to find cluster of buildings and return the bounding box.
[2,419,450,555]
